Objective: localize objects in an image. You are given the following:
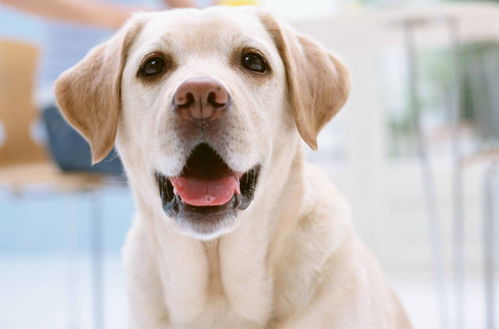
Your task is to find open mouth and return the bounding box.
[155,143,259,236]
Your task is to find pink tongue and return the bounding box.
[170,175,240,207]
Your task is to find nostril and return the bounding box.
[207,91,227,108]
[177,92,195,108]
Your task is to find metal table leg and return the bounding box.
[403,19,451,329]
[90,191,104,329]
[65,194,81,329]
[448,18,466,329]
[483,164,498,329]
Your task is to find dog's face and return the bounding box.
[55,7,349,239]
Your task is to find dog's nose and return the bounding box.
[173,77,229,121]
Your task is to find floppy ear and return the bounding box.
[260,13,350,150]
[54,16,145,164]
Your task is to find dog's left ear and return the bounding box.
[54,15,145,164]
[259,13,350,150]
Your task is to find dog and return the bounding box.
[54,6,411,329]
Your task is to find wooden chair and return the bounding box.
[0,39,106,329]
[0,39,101,190]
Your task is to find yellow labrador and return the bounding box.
[55,6,411,329]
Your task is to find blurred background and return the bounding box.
[1,0,498,328]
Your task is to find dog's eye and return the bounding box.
[139,56,165,77]
[241,52,267,73]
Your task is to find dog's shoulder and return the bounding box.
[279,163,354,267]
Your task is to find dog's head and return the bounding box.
[55,7,349,239]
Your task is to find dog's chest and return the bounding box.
[161,240,274,329]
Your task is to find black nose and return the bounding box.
[173,77,229,121]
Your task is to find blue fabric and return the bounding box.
[41,106,124,175]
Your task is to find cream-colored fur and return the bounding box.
[55,6,412,329]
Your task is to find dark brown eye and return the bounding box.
[241,52,267,73]
[139,56,165,77]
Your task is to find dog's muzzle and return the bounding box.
[155,143,260,238]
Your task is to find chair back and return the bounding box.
[0,39,48,167]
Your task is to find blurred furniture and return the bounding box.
[0,39,102,188]
[0,39,106,329]
[399,15,499,329]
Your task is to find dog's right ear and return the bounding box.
[54,15,145,164]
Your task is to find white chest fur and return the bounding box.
[124,212,275,329]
